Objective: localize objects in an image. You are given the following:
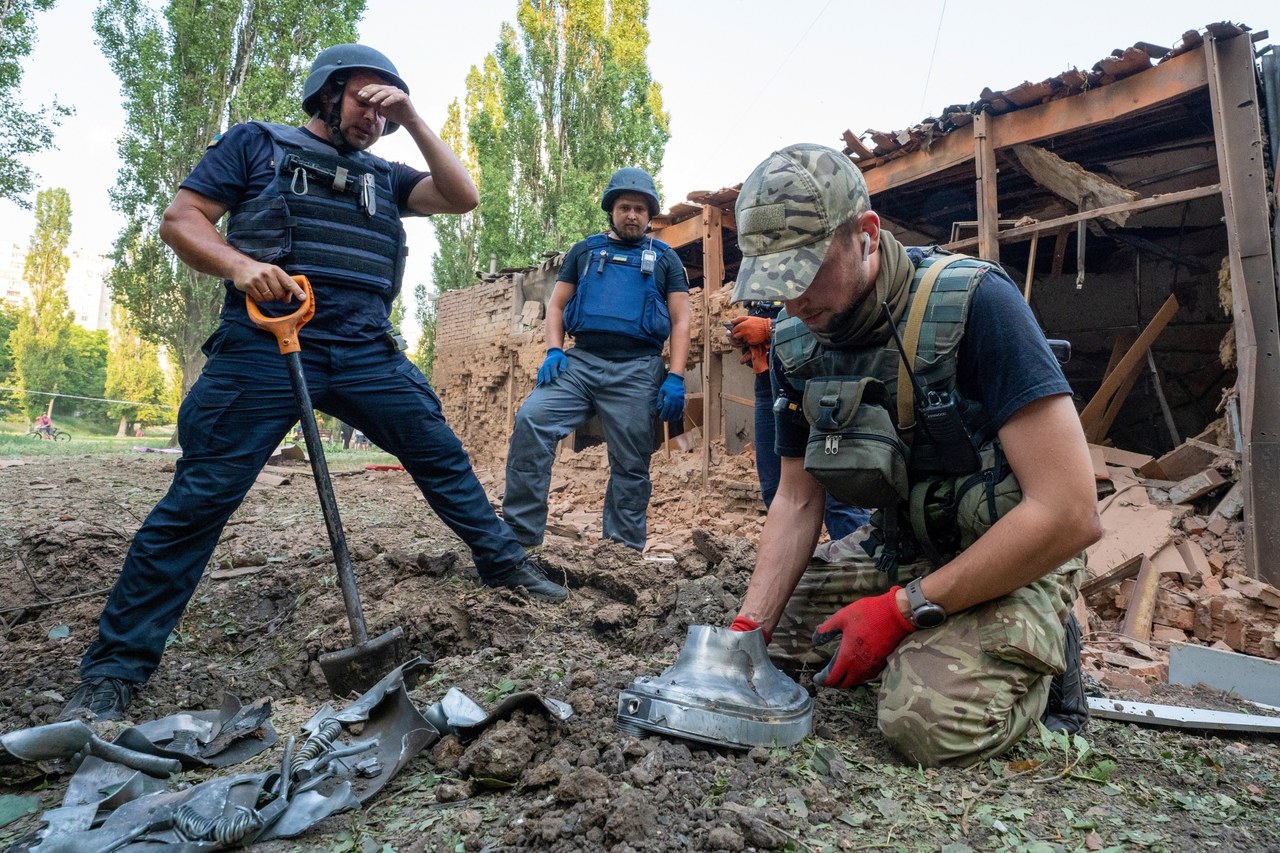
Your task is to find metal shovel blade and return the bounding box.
[318,626,409,697]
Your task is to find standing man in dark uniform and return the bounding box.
[61,44,566,722]
[503,168,690,552]
[728,144,1100,767]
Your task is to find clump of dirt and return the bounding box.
[2,451,1280,852]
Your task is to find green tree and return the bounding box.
[95,0,364,394]
[8,187,73,418]
[105,304,167,433]
[61,324,109,421]
[411,281,436,378]
[432,0,670,288]
[431,92,483,293]
[0,0,72,207]
[0,303,20,410]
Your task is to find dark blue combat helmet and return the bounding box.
[601,167,660,216]
[302,43,409,135]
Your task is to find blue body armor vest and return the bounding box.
[223,122,408,337]
[563,233,672,350]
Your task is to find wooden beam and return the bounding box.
[1011,144,1140,225]
[942,184,1222,252]
[973,112,1000,262]
[1120,555,1158,642]
[1022,231,1038,302]
[1095,360,1144,441]
[1050,226,1071,277]
[863,47,1210,196]
[1079,294,1180,443]
[652,214,705,250]
[1205,33,1280,583]
[842,129,876,161]
[701,205,725,487]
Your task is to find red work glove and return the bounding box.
[729,316,772,375]
[811,587,915,689]
[728,315,771,346]
[730,615,772,645]
[739,344,771,374]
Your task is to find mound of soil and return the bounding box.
[2,451,1279,852]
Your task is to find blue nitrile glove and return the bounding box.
[537,348,567,386]
[655,372,685,423]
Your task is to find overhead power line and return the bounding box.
[757,0,835,99]
[918,0,949,117]
[0,386,175,408]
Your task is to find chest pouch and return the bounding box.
[801,376,909,508]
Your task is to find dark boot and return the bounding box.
[485,556,568,603]
[59,677,136,722]
[1041,612,1089,734]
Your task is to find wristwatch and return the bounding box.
[904,578,947,629]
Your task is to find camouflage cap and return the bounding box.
[731,143,871,303]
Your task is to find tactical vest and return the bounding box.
[563,233,672,349]
[224,122,408,335]
[774,250,1021,571]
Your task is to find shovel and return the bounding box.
[247,275,408,697]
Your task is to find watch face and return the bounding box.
[914,604,946,629]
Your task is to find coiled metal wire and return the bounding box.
[290,717,344,773]
[172,803,264,845]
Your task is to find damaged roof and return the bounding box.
[845,22,1254,167]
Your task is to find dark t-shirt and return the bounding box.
[773,258,1071,456]
[558,233,690,358]
[181,122,428,342]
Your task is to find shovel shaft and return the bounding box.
[285,350,369,646]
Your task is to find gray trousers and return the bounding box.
[503,348,664,550]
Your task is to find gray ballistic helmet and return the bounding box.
[302,43,409,135]
[601,167,659,216]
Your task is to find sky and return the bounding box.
[0,0,1274,339]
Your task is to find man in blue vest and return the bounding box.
[728,143,1102,767]
[61,44,566,723]
[503,168,690,552]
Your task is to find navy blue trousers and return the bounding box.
[82,322,525,684]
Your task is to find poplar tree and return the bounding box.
[60,324,110,420]
[8,187,73,417]
[105,304,167,434]
[95,0,364,394]
[0,0,71,206]
[431,0,670,291]
[0,303,20,415]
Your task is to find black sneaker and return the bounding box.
[1041,613,1089,734]
[485,557,568,603]
[59,677,135,722]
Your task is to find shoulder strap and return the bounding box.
[897,254,971,430]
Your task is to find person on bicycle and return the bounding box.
[34,413,54,438]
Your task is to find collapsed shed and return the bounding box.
[434,23,1279,583]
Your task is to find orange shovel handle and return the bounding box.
[246,275,315,354]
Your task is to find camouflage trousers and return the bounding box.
[772,534,1085,768]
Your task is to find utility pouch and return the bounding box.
[225,194,294,263]
[954,441,1023,549]
[801,376,908,508]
